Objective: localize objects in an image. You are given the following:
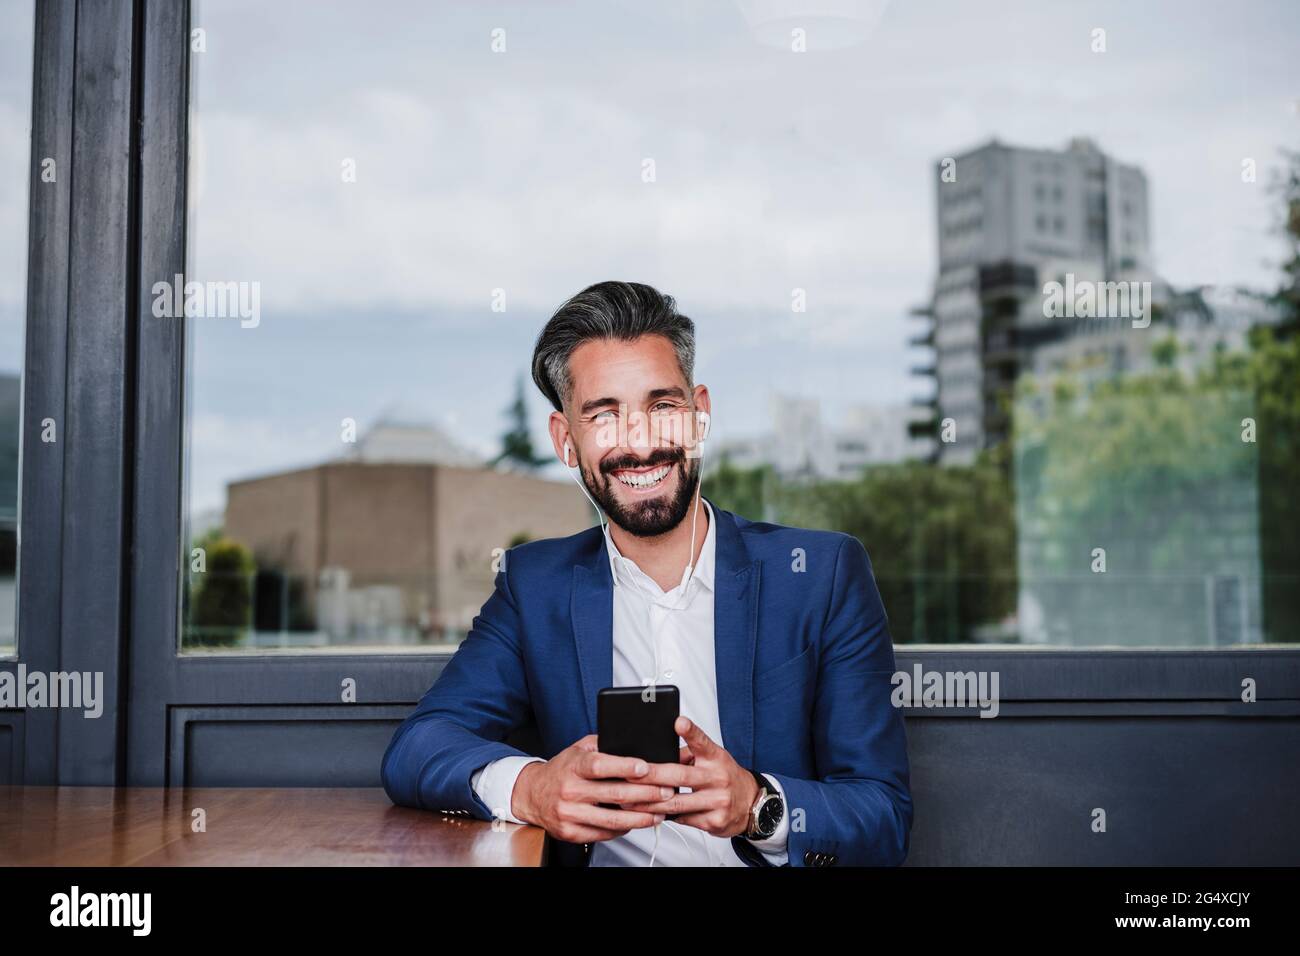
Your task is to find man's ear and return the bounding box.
[691,384,712,443]
[548,410,573,467]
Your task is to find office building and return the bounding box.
[911,137,1153,463]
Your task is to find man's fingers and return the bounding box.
[581,751,650,780]
[583,781,675,805]
[619,789,718,816]
[679,745,695,765]
[566,802,663,832]
[560,823,630,844]
[635,761,711,789]
[675,716,718,757]
[573,734,599,753]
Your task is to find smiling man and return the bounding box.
[381,280,912,867]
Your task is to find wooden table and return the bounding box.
[0,787,547,866]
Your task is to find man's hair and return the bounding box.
[531,281,696,412]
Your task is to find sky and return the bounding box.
[2,0,1298,514]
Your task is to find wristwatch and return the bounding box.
[744,769,785,841]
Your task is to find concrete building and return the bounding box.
[344,414,484,468]
[222,461,592,648]
[912,137,1154,463]
[1027,284,1280,385]
[937,136,1150,277]
[907,138,1280,647]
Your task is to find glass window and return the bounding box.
[180,0,1299,653]
[0,0,34,657]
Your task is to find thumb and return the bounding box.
[675,716,717,757]
[574,734,599,752]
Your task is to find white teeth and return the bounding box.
[615,465,670,488]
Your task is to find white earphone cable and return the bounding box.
[561,413,709,869]
[650,412,707,865]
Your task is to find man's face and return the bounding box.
[555,335,710,538]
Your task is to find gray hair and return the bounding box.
[531,281,696,412]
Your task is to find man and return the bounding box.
[381,281,912,867]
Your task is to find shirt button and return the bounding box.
[663,669,674,678]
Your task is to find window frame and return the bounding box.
[5,0,1297,788]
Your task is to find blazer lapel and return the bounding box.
[571,535,614,734]
[568,505,760,760]
[709,502,760,771]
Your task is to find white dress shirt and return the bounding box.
[471,498,789,866]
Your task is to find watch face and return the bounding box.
[757,795,782,835]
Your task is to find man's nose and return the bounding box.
[620,409,660,457]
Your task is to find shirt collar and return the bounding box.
[603,497,716,601]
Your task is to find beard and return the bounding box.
[581,446,700,538]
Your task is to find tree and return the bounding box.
[189,530,255,647]
[702,456,775,523]
[1266,146,1300,337]
[491,374,548,470]
[1252,146,1300,640]
[1011,308,1300,645]
[1006,147,1300,646]
[703,453,1018,644]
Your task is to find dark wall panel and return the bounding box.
[904,715,1300,865]
[0,721,12,784]
[181,714,403,788]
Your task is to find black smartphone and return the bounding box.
[596,685,681,805]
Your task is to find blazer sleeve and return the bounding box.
[380,557,535,820]
[751,533,913,867]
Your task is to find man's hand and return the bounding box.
[620,717,761,838]
[511,734,671,843]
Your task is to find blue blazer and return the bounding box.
[381,500,912,867]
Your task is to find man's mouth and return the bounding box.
[610,463,672,492]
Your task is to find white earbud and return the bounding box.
[695,410,710,443]
[561,440,573,468]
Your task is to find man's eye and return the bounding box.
[593,410,617,420]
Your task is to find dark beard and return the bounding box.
[582,448,700,538]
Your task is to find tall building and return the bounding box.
[936,136,1150,277]
[911,137,1153,463]
[908,141,1283,647]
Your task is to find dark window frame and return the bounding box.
[7,0,1299,788]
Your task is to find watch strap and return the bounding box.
[745,769,782,840]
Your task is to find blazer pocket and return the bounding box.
[753,643,816,704]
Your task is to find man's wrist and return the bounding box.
[742,769,762,838]
[743,770,785,841]
[512,760,543,824]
